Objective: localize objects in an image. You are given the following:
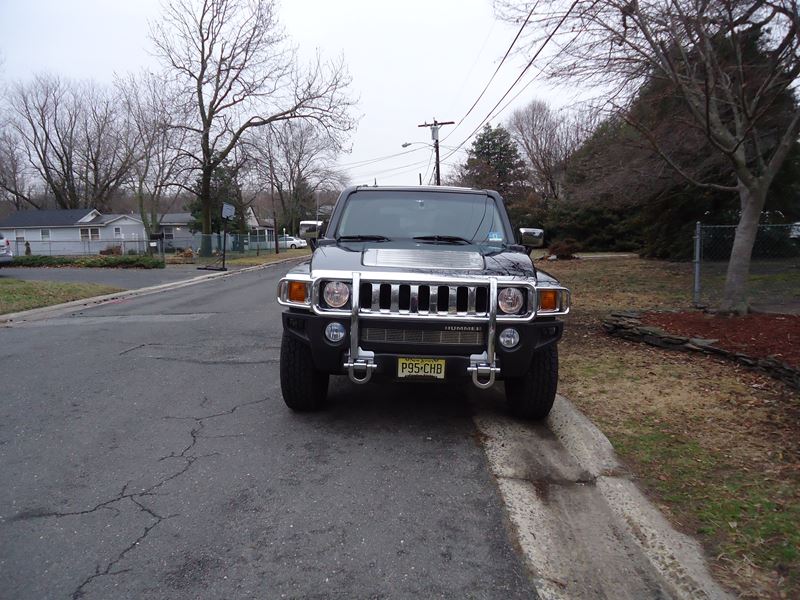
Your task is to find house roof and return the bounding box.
[158,213,193,225]
[86,214,142,225]
[0,208,95,228]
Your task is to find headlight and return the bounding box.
[498,287,524,314]
[323,281,350,308]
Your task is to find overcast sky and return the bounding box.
[0,0,569,186]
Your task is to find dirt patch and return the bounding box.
[641,311,800,368]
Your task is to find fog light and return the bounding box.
[499,328,520,348]
[325,322,346,343]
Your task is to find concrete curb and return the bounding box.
[0,255,306,325]
[547,395,731,600]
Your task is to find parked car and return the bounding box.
[278,235,307,249]
[276,185,570,419]
[0,233,13,266]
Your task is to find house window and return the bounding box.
[114,227,122,239]
[80,228,100,241]
[41,229,50,241]
[15,229,25,242]
[162,226,174,240]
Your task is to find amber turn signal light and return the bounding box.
[538,289,559,311]
[288,281,308,303]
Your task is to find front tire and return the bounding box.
[504,345,558,420]
[280,333,329,411]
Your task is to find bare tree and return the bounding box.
[6,75,133,210]
[498,0,800,313]
[118,72,191,238]
[150,0,354,254]
[0,127,40,209]
[251,119,346,234]
[73,84,136,211]
[508,99,595,205]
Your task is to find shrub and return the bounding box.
[9,255,165,269]
[548,238,581,259]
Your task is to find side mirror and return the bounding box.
[309,238,318,251]
[519,228,544,250]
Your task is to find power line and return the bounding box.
[337,147,425,169]
[442,0,541,144]
[440,0,584,166]
[349,157,435,180]
[492,30,582,120]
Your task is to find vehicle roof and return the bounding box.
[347,185,491,195]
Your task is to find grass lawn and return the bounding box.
[543,256,799,599]
[0,278,124,315]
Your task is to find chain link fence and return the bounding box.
[693,222,800,310]
[11,232,286,260]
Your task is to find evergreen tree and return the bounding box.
[458,124,535,225]
[188,157,245,234]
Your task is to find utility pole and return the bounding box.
[418,118,454,185]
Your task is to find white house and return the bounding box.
[159,208,274,252]
[0,209,147,256]
[0,207,276,256]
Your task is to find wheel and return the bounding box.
[290,244,297,249]
[504,345,558,420]
[280,333,329,411]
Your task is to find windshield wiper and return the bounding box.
[336,234,390,242]
[413,235,472,245]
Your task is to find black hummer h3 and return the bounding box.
[277,186,570,419]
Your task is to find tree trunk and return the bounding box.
[200,168,213,257]
[719,182,767,314]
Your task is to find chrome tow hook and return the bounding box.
[344,349,377,385]
[468,353,500,389]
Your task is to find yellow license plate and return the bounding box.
[397,357,446,379]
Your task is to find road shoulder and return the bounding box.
[474,393,731,600]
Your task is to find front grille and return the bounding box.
[362,327,484,345]
[359,282,489,316]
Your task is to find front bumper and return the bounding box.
[282,310,563,383]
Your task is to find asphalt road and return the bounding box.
[0,263,537,599]
[1,265,213,289]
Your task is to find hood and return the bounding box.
[307,241,542,281]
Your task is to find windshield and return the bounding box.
[335,191,508,245]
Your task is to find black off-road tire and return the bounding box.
[504,345,558,420]
[280,333,329,411]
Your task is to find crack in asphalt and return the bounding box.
[150,357,279,365]
[71,497,170,599]
[162,398,267,422]
[9,397,267,599]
